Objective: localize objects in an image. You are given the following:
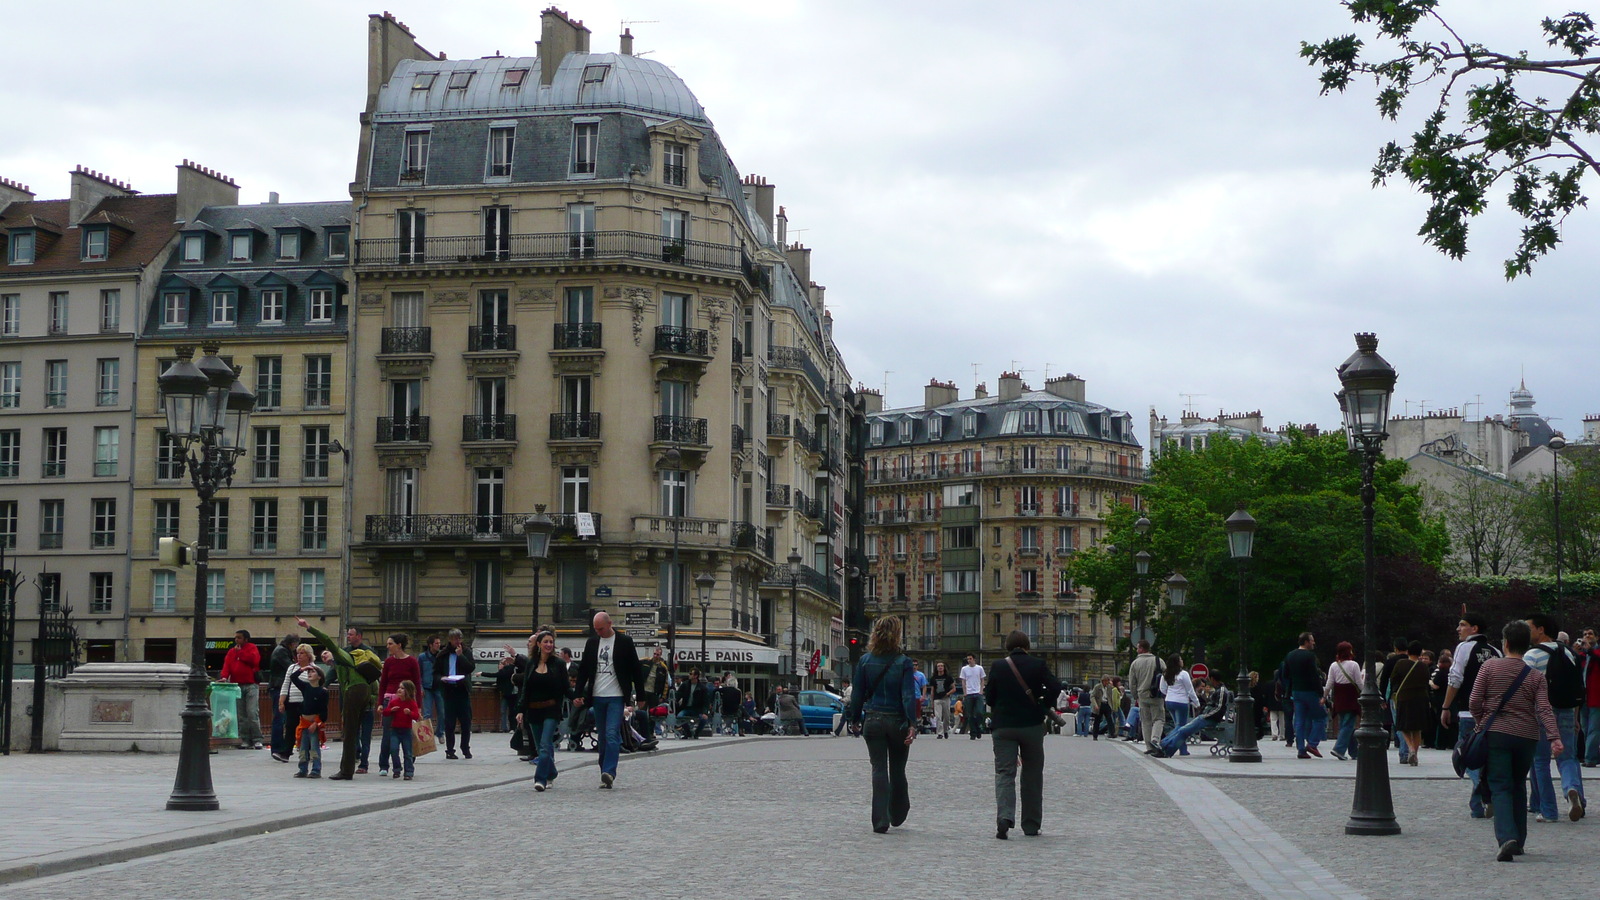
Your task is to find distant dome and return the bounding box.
[375,53,707,121]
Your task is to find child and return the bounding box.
[382,680,422,780]
[291,665,329,778]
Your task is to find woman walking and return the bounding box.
[1326,641,1363,760]
[1163,655,1196,756]
[986,631,1064,838]
[1470,621,1562,861]
[1388,641,1429,766]
[845,616,919,833]
[516,630,568,791]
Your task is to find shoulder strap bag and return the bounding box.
[1004,657,1069,728]
[1454,666,1531,775]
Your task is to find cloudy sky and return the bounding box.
[6,1,1594,437]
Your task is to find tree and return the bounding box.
[1302,2,1600,278]
[1522,446,1600,575]
[1421,463,1531,576]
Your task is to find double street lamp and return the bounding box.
[1224,504,1261,763]
[1336,332,1401,836]
[697,571,715,667]
[788,548,803,688]
[157,343,256,811]
[522,506,554,631]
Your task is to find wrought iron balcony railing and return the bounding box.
[467,325,516,352]
[653,415,708,445]
[364,512,602,543]
[766,484,790,506]
[377,416,430,443]
[381,327,431,354]
[357,230,748,275]
[767,413,790,437]
[553,322,602,350]
[463,415,517,442]
[550,412,601,440]
[653,325,710,358]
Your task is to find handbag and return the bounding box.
[413,719,438,757]
[1004,657,1069,729]
[1453,666,1530,776]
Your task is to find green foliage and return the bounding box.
[1066,430,1446,672]
[1520,448,1600,574]
[1302,2,1600,278]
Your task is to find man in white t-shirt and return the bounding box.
[574,611,643,788]
[960,655,987,739]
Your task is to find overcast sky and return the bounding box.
[6,1,1594,438]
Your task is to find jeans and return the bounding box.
[964,694,985,736]
[1530,707,1584,819]
[297,716,322,775]
[992,724,1046,832]
[1165,701,1191,754]
[440,690,472,754]
[235,685,262,746]
[863,712,911,830]
[1291,691,1325,754]
[270,703,290,757]
[423,687,443,724]
[1456,713,1486,815]
[532,717,559,784]
[384,727,414,777]
[377,714,394,771]
[1585,707,1600,766]
[1391,706,1409,762]
[1332,711,1357,757]
[1486,731,1535,849]
[1161,714,1222,756]
[1074,706,1091,735]
[356,708,374,768]
[1092,703,1116,738]
[591,695,625,777]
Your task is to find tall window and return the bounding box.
[397,209,426,263]
[471,560,504,622]
[38,573,61,613]
[91,499,116,547]
[97,358,119,405]
[250,570,276,612]
[154,499,180,547]
[1056,445,1073,468]
[488,126,515,177]
[300,569,326,611]
[561,466,590,513]
[1019,613,1040,641]
[1056,526,1074,553]
[1,294,18,335]
[152,570,177,612]
[483,206,510,258]
[387,468,418,518]
[308,289,335,323]
[923,572,938,600]
[1019,525,1039,552]
[155,430,184,480]
[206,570,226,612]
[1020,569,1039,593]
[0,430,17,477]
[661,209,688,245]
[260,290,285,325]
[567,203,595,256]
[1020,445,1038,471]
[301,497,328,551]
[302,426,330,479]
[45,360,66,407]
[661,469,687,517]
[662,141,686,186]
[99,289,120,332]
[474,467,505,534]
[255,357,282,410]
[478,289,510,347]
[571,122,598,175]
[382,560,416,617]
[210,500,230,552]
[254,427,280,479]
[0,361,17,407]
[43,428,67,477]
[303,355,332,408]
[39,499,64,549]
[557,561,588,621]
[94,426,119,476]
[251,499,278,551]
[0,500,16,549]
[163,291,189,326]
[48,292,68,334]
[660,379,689,419]
[210,291,236,326]
[403,129,431,178]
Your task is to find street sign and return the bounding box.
[1190,663,1209,682]
[616,599,660,608]
[623,612,658,627]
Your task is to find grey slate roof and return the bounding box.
[374,54,707,122]
[870,390,1140,447]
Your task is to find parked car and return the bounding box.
[797,690,844,734]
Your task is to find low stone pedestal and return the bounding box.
[56,663,193,752]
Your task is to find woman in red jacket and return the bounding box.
[377,634,422,777]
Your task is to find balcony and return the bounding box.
[364,512,602,544]
[653,415,708,445]
[730,521,774,559]
[630,515,725,549]
[731,424,746,452]
[769,345,826,397]
[356,230,750,277]
[913,636,941,651]
[1031,635,1098,652]
[381,327,431,355]
[377,416,430,443]
[653,325,710,358]
[1017,590,1042,602]
[467,325,516,352]
[761,563,832,595]
[767,413,790,438]
[462,415,517,442]
[794,491,824,522]
[766,484,791,507]
[553,322,602,350]
[731,337,744,362]
[1018,546,1041,559]
[1018,504,1041,517]
[549,412,601,441]
[379,602,418,623]
[918,594,938,608]
[794,421,815,454]
[921,550,939,561]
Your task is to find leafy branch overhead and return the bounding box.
[1302,1,1600,278]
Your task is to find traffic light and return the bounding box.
[158,537,195,568]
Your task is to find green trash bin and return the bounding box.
[209,682,241,740]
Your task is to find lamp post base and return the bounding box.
[166,670,219,811]
[1229,680,1261,763]
[1345,682,1399,835]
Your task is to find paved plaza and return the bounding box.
[1,734,1596,899]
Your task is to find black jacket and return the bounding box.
[516,656,571,721]
[574,631,643,704]
[433,645,477,693]
[984,651,1064,730]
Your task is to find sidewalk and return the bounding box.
[0,734,731,885]
[1107,733,1460,779]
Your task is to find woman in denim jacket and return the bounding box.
[846,616,920,833]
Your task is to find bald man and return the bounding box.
[573,611,644,788]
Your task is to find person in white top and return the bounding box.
[960,655,987,739]
[1163,656,1199,756]
[1325,642,1364,760]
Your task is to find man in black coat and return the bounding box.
[573,611,643,787]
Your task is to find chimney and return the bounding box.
[539,7,591,87]
[924,379,959,409]
[998,371,1023,402]
[0,176,32,215]
[268,192,280,204]
[785,243,812,287]
[175,160,239,225]
[68,166,137,226]
[742,175,776,236]
[1043,375,1085,402]
[974,382,988,400]
[365,12,436,115]
[775,205,788,246]
[619,27,633,56]
[857,388,884,415]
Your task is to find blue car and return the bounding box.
[797,690,844,734]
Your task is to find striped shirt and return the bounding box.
[1468,656,1558,742]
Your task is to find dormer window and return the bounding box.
[663,142,686,187]
[260,290,285,325]
[581,64,610,84]
[869,422,884,446]
[403,129,431,181]
[412,72,436,90]
[162,291,189,327]
[326,230,349,260]
[502,68,527,88]
[7,232,34,265]
[571,121,597,176]
[928,416,943,440]
[210,291,236,326]
[230,233,252,262]
[309,289,335,323]
[277,231,300,261]
[963,412,978,437]
[82,228,108,261]
[181,234,203,264]
[487,125,515,178]
[1021,409,1040,433]
[447,71,473,90]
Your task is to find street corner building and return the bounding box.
[345,10,866,695]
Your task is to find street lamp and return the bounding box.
[1224,504,1261,763]
[1336,331,1401,835]
[159,344,255,811]
[664,447,683,671]
[522,505,554,631]
[697,571,715,668]
[1134,549,1151,648]
[788,548,803,689]
[1164,573,1189,609]
[1549,436,1567,607]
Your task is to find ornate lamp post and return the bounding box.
[788,548,803,688]
[1164,572,1189,634]
[1336,332,1401,835]
[1549,436,1567,606]
[159,344,255,811]
[697,571,715,667]
[1224,505,1261,763]
[522,506,554,631]
[664,447,683,671]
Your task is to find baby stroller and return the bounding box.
[1190,712,1235,756]
[565,707,659,754]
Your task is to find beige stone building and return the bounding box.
[862,373,1143,682]
[345,11,858,695]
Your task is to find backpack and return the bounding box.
[1454,636,1502,711]
[1540,641,1584,709]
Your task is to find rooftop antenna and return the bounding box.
[1179,393,1205,416]
[971,363,981,388]
[882,370,892,399]
[1464,395,1483,420]
[1044,363,1060,380]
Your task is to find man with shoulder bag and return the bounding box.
[1127,640,1167,754]
[1442,614,1503,818]
[1524,614,1586,822]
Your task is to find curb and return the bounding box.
[0,737,726,887]
[1113,737,1460,780]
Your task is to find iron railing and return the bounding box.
[653,416,707,445]
[549,412,601,440]
[462,415,517,442]
[381,327,431,354]
[364,512,603,543]
[731,337,743,361]
[467,325,516,352]
[553,322,602,350]
[377,416,430,443]
[865,458,1145,484]
[769,345,827,396]
[766,484,790,506]
[730,522,774,559]
[731,424,745,452]
[767,413,790,437]
[380,602,418,622]
[357,230,749,274]
[654,325,710,358]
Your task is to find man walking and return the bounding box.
[960,654,987,738]
[1579,627,1600,767]
[435,629,477,759]
[1525,614,1586,822]
[1442,614,1503,817]
[220,630,263,750]
[1379,637,1411,763]
[930,663,957,738]
[1128,640,1166,754]
[267,633,299,761]
[1090,676,1116,740]
[1283,632,1325,759]
[574,611,643,787]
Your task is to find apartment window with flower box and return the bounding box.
[0,500,15,549]
[45,360,66,407]
[254,427,280,479]
[0,361,17,408]
[301,497,328,551]
[0,430,17,478]
[303,355,332,408]
[96,358,120,405]
[152,570,177,612]
[94,426,119,476]
[42,428,67,477]
[251,499,278,552]
[99,290,120,332]
[91,573,114,614]
[39,499,64,549]
[300,569,326,612]
[250,570,276,612]
[1019,569,1039,594]
[205,570,225,612]
[255,357,282,410]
